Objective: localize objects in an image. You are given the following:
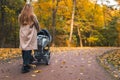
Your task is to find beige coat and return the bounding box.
[19,16,39,50]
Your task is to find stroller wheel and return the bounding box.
[44,52,50,65]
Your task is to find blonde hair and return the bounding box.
[18,4,34,25]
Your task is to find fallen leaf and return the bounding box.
[75,53,80,56]
[1,69,4,73]
[55,60,58,63]
[88,64,91,66]
[31,74,36,77]
[65,66,68,68]
[114,74,118,78]
[8,61,12,63]
[62,61,66,65]
[34,70,42,73]
[51,70,55,72]
[5,76,9,78]
[69,72,72,74]
[60,66,63,68]
[88,61,91,63]
[80,73,83,75]
[81,58,84,61]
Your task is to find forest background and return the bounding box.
[0,0,120,48]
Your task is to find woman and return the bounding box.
[18,3,40,73]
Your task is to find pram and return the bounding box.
[34,29,52,65]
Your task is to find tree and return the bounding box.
[77,27,83,47]
[51,0,60,46]
[0,0,6,47]
[0,0,24,47]
[0,0,119,47]
[68,0,76,47]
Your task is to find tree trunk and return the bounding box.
[51,0,59,47]
[118,33,120,46]
[0,0,6,47]
[52,9,56,47]
[77,27,83,47]
[69,0,76,47]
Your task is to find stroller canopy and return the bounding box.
[37,29,52,42]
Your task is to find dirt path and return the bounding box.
[0,47,119,80]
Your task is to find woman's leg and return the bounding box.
[21,50,32,73]
[22,50,30,65]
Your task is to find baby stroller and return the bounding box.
[34,29,52,65]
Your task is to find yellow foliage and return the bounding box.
[0,48,21,60]
[99,49,120,69]
[0,47,82,61]
[98,49,120,79]
[87,37,98,43]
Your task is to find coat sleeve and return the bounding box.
[33,15,40,32]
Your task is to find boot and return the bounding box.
[21,65,30,73]
[26,65,31,69]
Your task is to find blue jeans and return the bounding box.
[22,50,33,65]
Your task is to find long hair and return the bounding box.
[18,4,34,25]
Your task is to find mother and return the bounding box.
[18,2,40,73]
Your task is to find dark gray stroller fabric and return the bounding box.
[34,29,52,65]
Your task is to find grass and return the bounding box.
[97,49,120,80]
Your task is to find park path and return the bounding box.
[0,47,119,80]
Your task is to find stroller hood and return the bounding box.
[37,29,52,42]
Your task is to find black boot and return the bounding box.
[21,65,30,73]
[26,65,31,69]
